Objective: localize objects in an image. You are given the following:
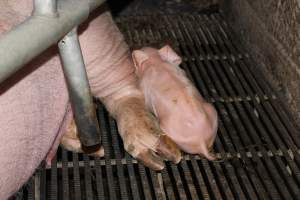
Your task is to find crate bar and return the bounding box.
[137,164,153,200]
[210,161,236,199]
[161,167,177,199]
[27,177,35,200]
[179,160,199,200]
[50,156,58,200]
[34,0,57,16]
[39,166,47,200]
[189,157,211,199]
[108,117,129,200]
[96,105,118,200]
[0,0,104,83]
[83,155,93,200]
[61,149,70,200]
[58,28,101,147]
[94,157,105,200]
[168,164,188,200]
[125,155,141,200]
[149,170,166,200]
[72,152,82,200]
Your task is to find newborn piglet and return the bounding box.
[133,45,218,160]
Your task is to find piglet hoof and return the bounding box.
[60,118,104,157]
[156,134,182,164]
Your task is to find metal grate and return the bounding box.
[12,13,300,200]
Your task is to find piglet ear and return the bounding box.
[158,45,182,65]
[132,50,149,70]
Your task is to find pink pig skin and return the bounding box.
[133,45,218,160]
[0,1,141,198]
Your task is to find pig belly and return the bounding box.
[0,55,70,199]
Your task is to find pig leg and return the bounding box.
[60,118,104,157]
[59,10,181,170]
[104,96,181,170]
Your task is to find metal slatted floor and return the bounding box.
[12,13,300,200]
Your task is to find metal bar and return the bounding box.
[27,177,34,200]
[125,156,141,200]
[108,117,129,200]
[137,164,152,200]
[149,169,165,200]
[34,0,58,16]
[0,0,105,84]
[169,164,188,200]
[39,167,47,200]
[83,155,93,200]
[58,28,101,147]
[50,156,58,200]
[161,167,176,199]
[188,158,210,199]
[94,157,105,200]
[179,160,198,200]
[96,105,118,200]
[61,149,70,200]
[211,161,235,199]
[72,152,82,200]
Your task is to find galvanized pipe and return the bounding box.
[58,28,101,147]
[0,0,105,147]
[0,0,105,84]
[34,0,58,16]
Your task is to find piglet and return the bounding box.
[133,45,218,160]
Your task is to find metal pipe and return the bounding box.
[34,0,58,16]
[58,28,101,147]
[0,0,105,84]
